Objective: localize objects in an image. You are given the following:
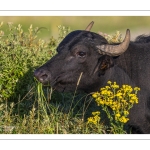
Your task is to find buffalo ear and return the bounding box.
[98,55,114,76]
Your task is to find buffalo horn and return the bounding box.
[85,21,94,31]
[96,29,130,56]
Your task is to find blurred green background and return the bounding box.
[0,16,150,40]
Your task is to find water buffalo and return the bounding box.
[34,21,150,133]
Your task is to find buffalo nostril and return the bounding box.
[39,73,48,82]
[34,69,50,83]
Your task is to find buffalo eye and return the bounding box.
[76,51,86,57]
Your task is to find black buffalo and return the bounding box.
[34,21,150,133]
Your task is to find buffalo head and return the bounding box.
[34,21,130,93]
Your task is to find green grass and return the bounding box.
[0,22,106,134]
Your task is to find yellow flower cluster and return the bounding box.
[92,81,140,124]
[87,111,100,125]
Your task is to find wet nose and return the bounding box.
[34,69,50,83]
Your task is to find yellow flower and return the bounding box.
[87,117,93,123]
[123,111,129,116]
[99,100,105,105]
[105,101,110,105]
[134,87,140,91]
[116,92,122,96]
[108,100,113,105]
[105,86,110,90]
[87,111,100,125]
[91,81,140,130]
[101,89,108,95]
[111,82,119,89]
[115,113,121,117]
[115,92,123,99]
[122,85,133,93]
[115,113,121,121]
[121,99,127,103]
[129,94,139,104]
[119,116,129,123]
[107,81,112,85]
[95,97,104,106]
[92,111,100,116]
[92,92,99,98]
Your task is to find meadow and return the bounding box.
[1,16,150,39]
[0,16,147,133]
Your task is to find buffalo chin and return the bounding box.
[52,82,79,93]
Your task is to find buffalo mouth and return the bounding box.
[34,68,83,92]
[49,81,78,92]
[54,78,80,92]
[41,74,80,92]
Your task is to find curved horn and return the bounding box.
[96,29,130,56]
[85,21,94,31]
